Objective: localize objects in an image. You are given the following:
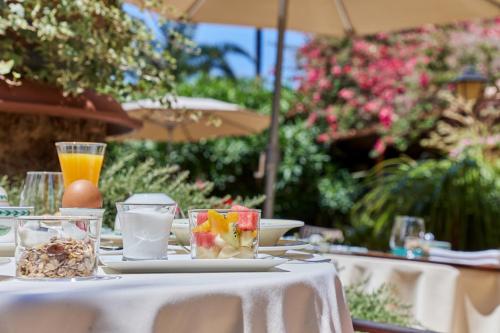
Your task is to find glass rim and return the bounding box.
[395,215,424,222]
[55,142,107,147]
[0,206,34,210]
[26,171,62,175]
[115,202,178,207]
[59,208,105,211]
[17,215,99,221]
[188,208,261,213]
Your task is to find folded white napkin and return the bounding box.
[429,248,500,266]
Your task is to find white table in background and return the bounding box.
[329,253,500,333]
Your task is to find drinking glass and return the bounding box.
[19,172,64,215]
[55,142,106,188]
[116,203,177,260]
[389,216,425,258]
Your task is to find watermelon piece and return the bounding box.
[231,205,259,231]
[194,232,215,248]
[196,212,209,225]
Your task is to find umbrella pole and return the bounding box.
[263,0,289,218]
[256,28,263,78]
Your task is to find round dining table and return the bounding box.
[0,256,353,333]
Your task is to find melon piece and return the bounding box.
[196,246,220,259]
[196,212,209,225]
[221,222,240,248]
[226,212,239,224]
[240,231,256,247]
[208,209,228,234]
[194,232,215,248]
[231,205,259,231]
[218,245,240,259]
[214,234,226,249]
[236,247,254,259]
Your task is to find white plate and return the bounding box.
[0,243,14,257]
[260,240,311,255]
[101,254,287,273]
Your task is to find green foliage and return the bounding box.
[100,154,264,227]
[159,24,255,80]
[0,175,22,206]
[351,154,500,250]
[176,74,296,114]
[0,0,177,99]
[317,170,361,215]
[346,282,415,328]
[108,76,360,226]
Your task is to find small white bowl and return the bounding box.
[171,218,304,246]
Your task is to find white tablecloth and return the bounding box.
[0,257,353,333]
[329,253,500,333]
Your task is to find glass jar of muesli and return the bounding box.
[15,216,99,279]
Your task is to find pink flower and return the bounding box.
[308,48,321,59]
[343,65,352,74]
[307,68,321,83]
[313,92,321,102]
[374,138,386,155]
[331,65,342,76]
[379,106,394,128]
[419,72,430,88]
[381,90,396,102]
[326,113,337,124]
[306,112,318,127]
[363,100,380,113]
[338,88,355,101]
[317,133,330,143]
[318,78,332,90]
[353,40,370,53]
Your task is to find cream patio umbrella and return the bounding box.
[128,0,500,217]
[107,96,270,143]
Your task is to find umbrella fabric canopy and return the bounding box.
[128,0,500,217]
[130,0,499,36]
[108,97,270,142]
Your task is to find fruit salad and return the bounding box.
[189,206,260,259]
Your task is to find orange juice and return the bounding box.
[58,153,104,188]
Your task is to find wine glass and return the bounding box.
[19,171,64,215]
[390,216,425,258]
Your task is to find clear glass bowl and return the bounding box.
[15,216,99,279]
[188,209,260,259]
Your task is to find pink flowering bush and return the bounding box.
[295,19,500,156]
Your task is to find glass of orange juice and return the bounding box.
[55,142,106,188]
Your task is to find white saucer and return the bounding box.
[101,254,287,273]
[259,240,311,256]
[0,243,14,257]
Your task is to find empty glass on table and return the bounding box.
[390,216,425,258]
[19,171,64,215]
